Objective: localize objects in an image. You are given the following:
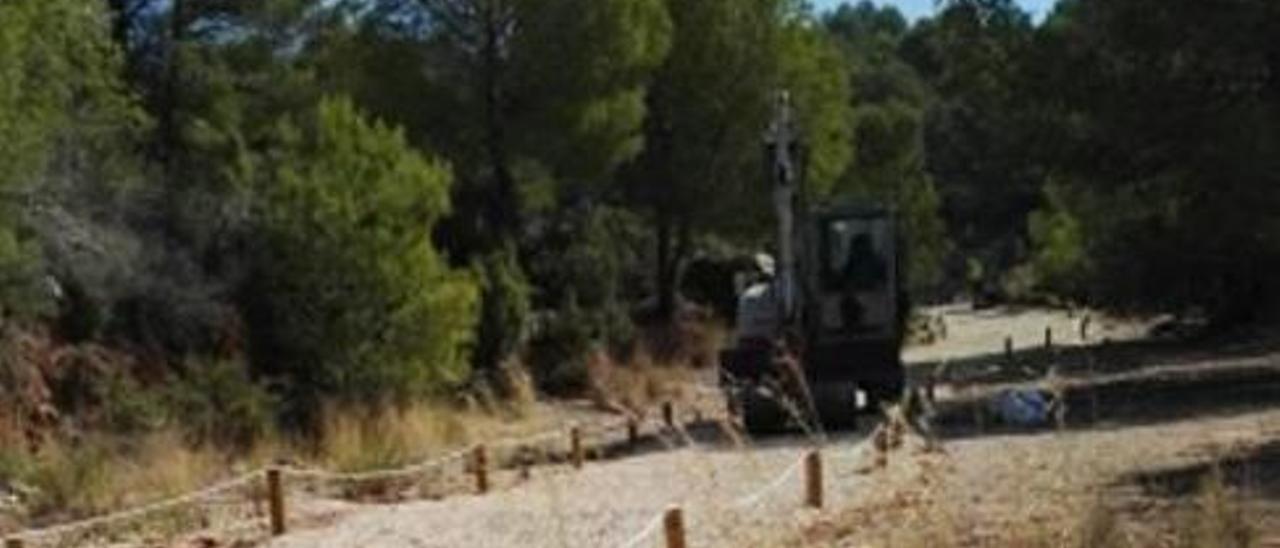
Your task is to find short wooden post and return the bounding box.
[473,444,489,494]
[872,426,888,468]
[570,426,584,469]
[805,450,823,508]
[662,401,675,429]
[627,416,639,446]
[1004,336,1013,363]
[663,506,687,548]
[1045,326,1053,349]
[971,386,986,433]
[1080,314,1091,341]
[267,467,286,536]
[1088,351,1100,424]
[518,446,532,481]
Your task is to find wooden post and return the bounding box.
[627,416,639,446]
[663,506,687,548]
[805,450,823,508]
[518,446,532,481]
[1045,326,1053,349]
[267,467,286,536]
[473,444,489,494]
[570,426,584,469]
[1088,351,1100,424]
[872,426,888,468]
[1004,336,1013,363]
[662,401,675,429]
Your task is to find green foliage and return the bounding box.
[899,0,1036,263]
[508,0,674,186]
[0,0,135,188]
[1025,0,1280,321]
[321,0,671,254]
[0,231,47,318]
[473,246,532,372]
[1027,183,1088,297]
[779,21,855,199]
[0,0,141,319]
[166,359,276,448]
[825,5,950,293]
[525,206,647,354]
[632,0,853,234]
[527,292,595,395]
[245,97,478,422]
[6,0,1280,464]
[99,374,168,435]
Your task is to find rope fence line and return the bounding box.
[616,510,668,548]
[282,447,474,484]
[612,447,825,548]
[13,468,265,545]
[730,452,809,510]
[2,402,703,548]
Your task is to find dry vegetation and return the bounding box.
[0,332,720,541]
[785,437,1268,548]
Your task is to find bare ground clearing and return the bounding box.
[262,306,1280,547]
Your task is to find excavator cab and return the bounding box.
[812,207,899,338]
[720,204,906,433]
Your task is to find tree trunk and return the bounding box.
[654,212,692,323]
[655,211,675,322]
[480,0,519,245]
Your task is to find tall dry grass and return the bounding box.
[585,348,701,413]
[14,430,224,522]
[0,370,574,537]
[780,447,1262,548]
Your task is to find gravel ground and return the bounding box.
[264,307,1280,547]
[270,440,852,548]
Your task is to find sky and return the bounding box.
[812,0,1057,22]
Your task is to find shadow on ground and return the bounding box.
[604,328,1280,456]
[908,326,1280,388]
[1120,439,1280,502]
[915,328,1280,441]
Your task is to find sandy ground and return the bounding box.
[262,306,1280,547]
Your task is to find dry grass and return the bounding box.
[783,435,1264,548]
[15,430,225,522]
[317,404,470,474]
[1174,466,1258,548]
[0,382,585,540]
[586,348,701,413]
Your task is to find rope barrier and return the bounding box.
[282,447,473,483]
[4,410,653,546]
[15,468,264,543]
[611,448,815,548]
[615,510,667,548]
[5,399,738,547]
[730,453,809,510]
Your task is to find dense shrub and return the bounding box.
[166,359,275,448]
[243,98,478,426]
[526,293,594,395]
[0,0,139,321]
[522,207,649,393]
[472,246,532,374]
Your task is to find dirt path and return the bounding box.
[265,307,1280,547]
